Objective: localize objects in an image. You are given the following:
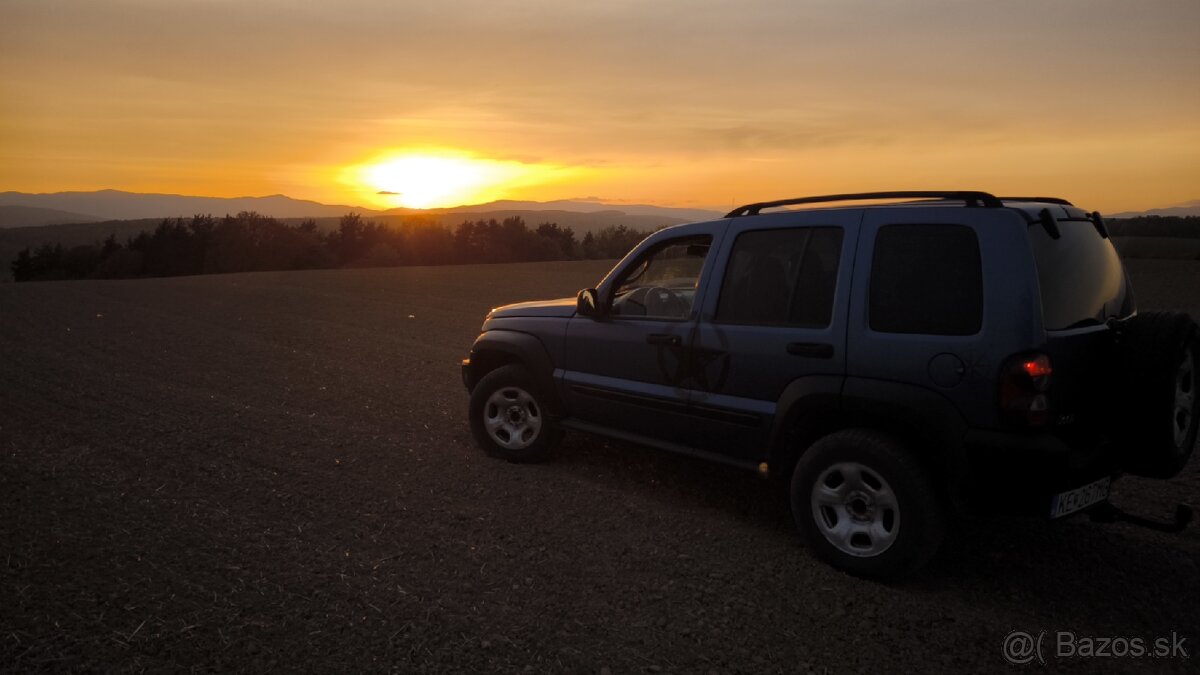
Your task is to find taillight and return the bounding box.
[1000,353,1053,427]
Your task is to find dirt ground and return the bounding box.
[2,258,1197,674]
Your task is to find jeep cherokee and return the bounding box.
[461,191,1198,579]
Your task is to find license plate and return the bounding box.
[1050,477,1111,518]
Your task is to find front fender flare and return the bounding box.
[464,330,561,412]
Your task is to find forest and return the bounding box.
[11,213,1199,282]
[1106,215,1200,238]
[9,213,649,282]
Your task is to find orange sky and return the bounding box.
[2,0,1198,213]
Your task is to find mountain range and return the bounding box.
[1,190,1196,282]
[0,190,724,281]
[3,189,1198,231]
[1109,200,1200,219]
[0,190,721,229]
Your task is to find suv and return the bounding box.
[461,191,1198,578]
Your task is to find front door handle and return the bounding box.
[646,333,682,347]
[786,342,834,358]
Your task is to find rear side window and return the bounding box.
[716,227,843,326]
[869,224,982,335]
[1027,220,1132,330]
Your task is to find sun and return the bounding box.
[349,151,551,209]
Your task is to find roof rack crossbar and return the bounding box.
[726,191,1004,217]
[999,196,1074,206]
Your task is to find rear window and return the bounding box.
[1028,219,1133,330]
[869,224,983,335]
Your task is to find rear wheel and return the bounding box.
[791,430,944,580]
[469,365,562,463]
[1118,311,1199,478]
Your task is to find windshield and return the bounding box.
[1027,219,1134,330]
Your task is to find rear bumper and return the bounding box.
[958,428,1121,517]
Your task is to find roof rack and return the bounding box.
[999,196,1074,206]
[725,191,1004,217]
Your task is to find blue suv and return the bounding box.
[462,191,1198,578]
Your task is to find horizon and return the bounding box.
[4,188,1199,221]
[0,187,721,214]
[2,1,1198,214]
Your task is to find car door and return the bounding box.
[561,225,723,444]
[845,207,996,418]
[685,210,859,462]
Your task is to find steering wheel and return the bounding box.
[645,286,689,318]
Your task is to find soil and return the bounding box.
[2,258,1197,673]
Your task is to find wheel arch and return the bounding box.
[766,375,844,479]
[769,377,969,505]
[465,330,562,414]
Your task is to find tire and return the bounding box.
[1117,311,1199,478]
[790,429,944,580]
[469,365,563,463]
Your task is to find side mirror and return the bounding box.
[576,288,601,317]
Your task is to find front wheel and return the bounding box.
[469,365,563,463]
[791,430,944,580]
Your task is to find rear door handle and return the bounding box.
[786,342,834,358]
[646,333,682,347]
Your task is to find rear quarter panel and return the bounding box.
[846,208,1042,429]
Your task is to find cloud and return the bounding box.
[3,0,1198,213]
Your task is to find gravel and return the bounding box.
[1,259,1197,673]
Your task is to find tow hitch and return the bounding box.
[1089,501,1193,533]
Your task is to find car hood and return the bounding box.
[488,297,577,319]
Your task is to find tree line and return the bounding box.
[1106,215,1200,239]
[10,212,650,282]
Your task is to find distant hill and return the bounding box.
[1107,215,1200,239]
[379,209,688,235]
[0,191,707,281]
[0,205,102,228]
[0,207,682,281]
[1110,200,1200,218]
[6,205,1199,281]
[0,190,722,225]
[283,210,687,239]
[9,188,1200,223]
[0,190,369,221]
[0,219,163,280]
[400,199,722,222]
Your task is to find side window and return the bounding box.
[611,236,712,319]
[869,224,982,335]
[715,227,844,326]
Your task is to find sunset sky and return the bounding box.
[2,0,1198,213]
